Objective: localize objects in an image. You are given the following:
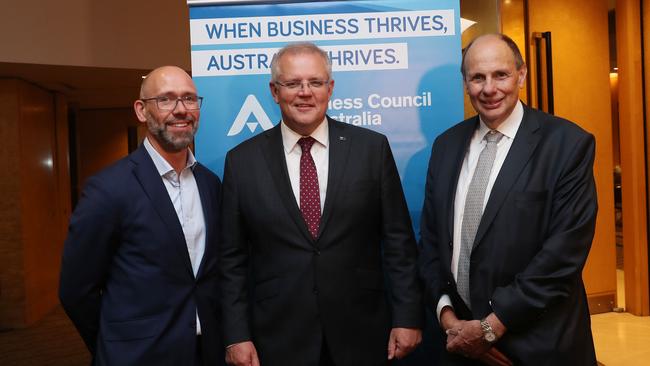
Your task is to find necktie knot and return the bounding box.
[484,130,503,144]
[298,136,316,153]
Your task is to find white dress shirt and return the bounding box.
[144,137,206,335]
[281,119,330,211]
[436,101,524,319]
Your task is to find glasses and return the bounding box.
[140,95,203,110]
[274,79,330,92]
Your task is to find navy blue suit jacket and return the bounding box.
[419,105,598,365]
[60,144,224,366]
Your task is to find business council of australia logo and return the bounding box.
[227,95,274,136]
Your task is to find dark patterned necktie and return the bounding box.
[457,130,503,309]
[298,137,321,239]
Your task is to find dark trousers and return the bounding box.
[195,335,204,366]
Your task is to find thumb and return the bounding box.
[387,332,397,360]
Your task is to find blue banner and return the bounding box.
[190,0,463,235]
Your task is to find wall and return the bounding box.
[0,79,69,327]
[0,0,191,70]
[527,0,617,312]
[76,108,141,187]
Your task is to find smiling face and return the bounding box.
[463,35,527,129]
[270,51,333,136]
[134,66,199,152]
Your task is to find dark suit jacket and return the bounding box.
[419,105,597,365]
[220,117,422,366]
[59,144,224,366]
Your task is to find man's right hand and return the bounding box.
[225,341,260,366]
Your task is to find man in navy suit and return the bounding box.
[419,34,597,365]
[220,43,423,366]
[59,66,224,365]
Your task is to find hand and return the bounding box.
[445,320,491,358]
[225,341,260,366]
[387,327,422,360]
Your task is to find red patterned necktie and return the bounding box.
[298,137,321,239]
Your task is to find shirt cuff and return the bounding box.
[436,294,453,323]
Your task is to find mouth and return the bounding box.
[166,120,193,129]
[480,98,503,110]
[293,103,315,111]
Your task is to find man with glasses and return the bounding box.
[220,43,422,366]
[60,66,224,366]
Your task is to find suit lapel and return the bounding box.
[262,125,315,244]
[193,164,212,278]
[130,145,194,276]
[318,118,351,238]
[473,107,541,248]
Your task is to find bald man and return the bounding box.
[60,66,225,365]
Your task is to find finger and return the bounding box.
[251,353,261,366]
[387,334,397,360]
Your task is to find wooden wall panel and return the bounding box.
[527,0,617,311]
[76,108,138,188]
[0,79,70,327]
[0,79,27,328]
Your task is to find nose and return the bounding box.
[296,82,314,96]
[482,78,497,94]
[172,99,188,114]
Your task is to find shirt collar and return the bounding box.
[280,117,329,154]
[143,137,197,177]
[477,100,524,140]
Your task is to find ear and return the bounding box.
[269,82,280,104]
[134,99,148,123]
[517,64,528,89]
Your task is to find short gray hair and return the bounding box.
[270,42,332,82]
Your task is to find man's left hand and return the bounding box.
[445,320,491,358]
[387,327,422,360]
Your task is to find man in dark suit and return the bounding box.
[418,33,597,365]
[220,42,422,366]
[59,66,224,365]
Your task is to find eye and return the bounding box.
[283,81,301,89]
[182,95,198,102]
[309,80,325,88]
[158,96,171,102]
[495,72,510,80]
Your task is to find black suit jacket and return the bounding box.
[419,105,597,365]
[220,117,422,366]
[59,145,224,366]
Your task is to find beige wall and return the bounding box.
[0,0,191,70]
[527,0,617,308]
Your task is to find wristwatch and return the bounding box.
[480,318,497,344]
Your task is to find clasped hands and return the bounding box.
[441,309,512,366]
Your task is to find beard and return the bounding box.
[146,116,198,152]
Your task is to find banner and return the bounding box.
[189,0,463,235]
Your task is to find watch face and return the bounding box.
[485,332,497,342]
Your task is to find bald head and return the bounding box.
[461,34,524,79]
[140,66,196,99]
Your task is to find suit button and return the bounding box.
[314,250,321,256]
[313,286,318,294]
[448,241,453,247]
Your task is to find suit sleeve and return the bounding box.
[59,175,120,353]
[491,132,597,332]
[417,138,443,310]
[379,136,424,328]
[219,151,252,345]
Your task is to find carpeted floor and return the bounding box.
[0,306,90,366]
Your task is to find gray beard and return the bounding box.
[147,118,197,152]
